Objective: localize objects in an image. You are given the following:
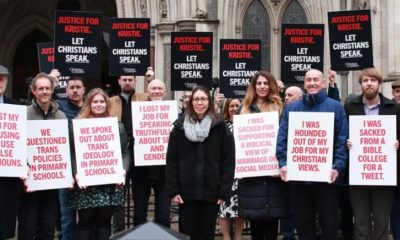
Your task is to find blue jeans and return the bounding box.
[59,189,76,240]
[391,187,400,240]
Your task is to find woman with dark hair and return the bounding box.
[70,88,131,240]
[218,98,245,240]
[166,86,235,240]
[237,71,288,240]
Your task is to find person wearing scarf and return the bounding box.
[166,85,235,240]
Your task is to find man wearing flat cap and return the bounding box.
[392,79,400,103]
[0,64,20,239]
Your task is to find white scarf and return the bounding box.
[183,114,212,142]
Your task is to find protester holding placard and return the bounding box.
[132,79,171,228]
[0,64,20,240]
[56,76,85,240]
[277,69,348,240]
[70,88,131,240]
[18,72,67,240]
[218,98,244,240]
[236,71,288,240]
[344,67,400,240]
[109,74,147,232]
[166,85,235,240]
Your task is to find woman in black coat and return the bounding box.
[237,71,289,240]
[166,85,235,240]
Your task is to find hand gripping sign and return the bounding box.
[72,117,125,187]
[26,119,73,191]
[0,104,27,178]
[287,112,334,182]
[131,101,178,166]
[233,112,280,178]
[349,115,397,186]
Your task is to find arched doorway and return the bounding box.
[12,30,51,102]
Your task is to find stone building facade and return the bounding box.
[0,0,399,100]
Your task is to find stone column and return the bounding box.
[383,0,400,83]
[157,23,175,100]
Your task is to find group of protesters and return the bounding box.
[1,63,400,240]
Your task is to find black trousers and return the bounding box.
[132,177,170,228]
[18,189,59,240]
[291,184,339,240]
[179,200,219,240]
[250,219,279,240]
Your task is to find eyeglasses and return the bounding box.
[193,97,209,103]
[183,95,191,99]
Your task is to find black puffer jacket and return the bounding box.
[238,176,289,220]
[166,115,235,202]
[237,101,289,220]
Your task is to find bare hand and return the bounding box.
[279,166,289,182]
[347,139,353,149]
[328,68,336,87]
[328,169,339,184]
[145,67,155,82]
[217,199,225,205]
[49,69,61,86]
[277,80,285,93]
[172,194,184,204]
[75,174,87,189]
[116,170,126,187]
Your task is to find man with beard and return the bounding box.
[344,67,400,240]
[56,76,85,240]
[109,75,147,232]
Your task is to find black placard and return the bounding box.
[109,18,150,76]
[171,32,213,90]
[219,39,261,98]
[54,10,102,78]
[37,42,54,73]
[281,24,324,84]
[328,10,373,71]
[37,42,68,100]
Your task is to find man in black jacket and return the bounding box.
[0,64,20,240]
[344,67,400,240]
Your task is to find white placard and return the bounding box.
[287,112,334,182]
[26,120,73,191]
[72,117,124,187]
[233,112,280,178]
[0,104,28,177]
[349,115,397,186]
[132,101,178,166]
